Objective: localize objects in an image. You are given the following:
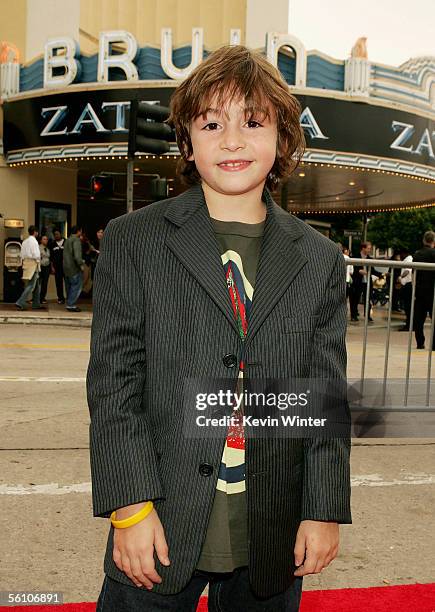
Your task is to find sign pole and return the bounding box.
[362,214,368,242]
[344,229,362,254]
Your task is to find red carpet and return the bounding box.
[299,582,435,611]
[1,583,434,611]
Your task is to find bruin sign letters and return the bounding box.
[43,29,301,88]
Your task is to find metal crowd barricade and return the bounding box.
[345,258,435,409]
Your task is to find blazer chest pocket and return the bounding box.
[282,314,321,334]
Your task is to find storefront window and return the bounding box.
[35,201,71,239]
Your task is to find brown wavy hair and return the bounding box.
[167,45,306,191]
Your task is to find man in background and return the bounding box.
[15,225,45,311]
[63,225,85,313]
[413,231,435,349]
[350,241,382,322]
[49,228,66,304]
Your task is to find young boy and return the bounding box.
[87,44,352,611]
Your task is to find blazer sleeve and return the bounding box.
[301,247,352,524]
[86,218,164,518]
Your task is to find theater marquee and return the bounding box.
[4,86,435,183]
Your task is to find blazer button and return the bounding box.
[222,353,238,368]
[199,463,214,477]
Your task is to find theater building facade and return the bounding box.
[0,0,434,300]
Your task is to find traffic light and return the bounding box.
[150,177,168,200]
[91,175,114,198]
[128,101,174,158]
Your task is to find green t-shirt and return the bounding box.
[196,216,265,572]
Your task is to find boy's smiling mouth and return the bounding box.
[217,159,253,171]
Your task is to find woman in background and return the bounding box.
[39,235,51,304]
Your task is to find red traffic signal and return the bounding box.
[91,175,114,198]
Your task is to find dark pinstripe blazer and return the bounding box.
[86,182,352,598]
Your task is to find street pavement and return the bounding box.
[0,302,434,604]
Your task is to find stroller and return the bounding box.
[371,273,389,306]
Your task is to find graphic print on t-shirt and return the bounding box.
[195,216,264,573]
[217,249,253,496]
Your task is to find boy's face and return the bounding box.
[188,94,277,198]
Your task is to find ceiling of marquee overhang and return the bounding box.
[50,155,435,214]
[278,163,435,214]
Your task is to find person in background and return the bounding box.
[63,225,85,312]
[89,228,104,281]
[39,235,51,304]
[342,246,353,318]
[81,231,94,296]
[413,231,435,349]
[15,225,45,311]
[398,248,413,332]
[390,250,402,312]
[49,229,66,304]
[94,227,104,251]
[350,241,381,322]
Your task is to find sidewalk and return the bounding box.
[0,299,408,330]
[0,299,93,328]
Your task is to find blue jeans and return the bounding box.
[96,568,303,612]
[65,272,82,308]
[16,270,40,309]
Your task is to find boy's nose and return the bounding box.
[220,127,246,151]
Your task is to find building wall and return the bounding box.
[2,0,247,65]
[26,0,80,63]
[1,0,80,64]
[0,165,77,300]
[0,0,27,62]
[0,0,300,63]
[79,0,247,54]
[246,0,289,49]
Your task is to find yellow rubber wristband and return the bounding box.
[110,501,154,529]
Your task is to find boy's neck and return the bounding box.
[202,181,267,224]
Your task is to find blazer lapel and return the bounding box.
[164,183,308,345]
[164,183,241,336]
[243,188,308,349]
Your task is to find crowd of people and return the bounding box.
[341,231,435,350]
[14,221,435,351]
[15,225,104,313]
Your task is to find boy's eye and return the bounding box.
[203,122,220,130]
[201,120,263,130]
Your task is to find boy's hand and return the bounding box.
[112,504,171,589]
[293,520,339,576]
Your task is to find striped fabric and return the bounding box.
[86,182,352,598]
